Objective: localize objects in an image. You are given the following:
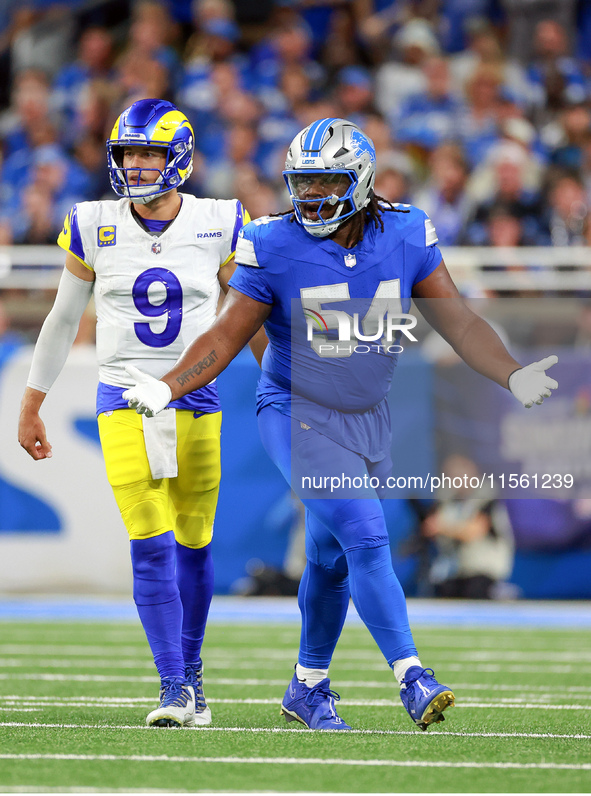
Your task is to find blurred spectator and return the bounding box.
[192,0,235,26]
[449,18,531,107]
[118,0,182,95]
[318,2,362,71]
[19,181,56,244]
[375,18,440,118]
[72,132,113,201]
[438,1,504,54]
[203,121,261,198]
[238,176,280,219]
[198,87,263,167]
[420,454,515,600]
[356,0,410,65]
[526,19,587,115]
[468,125,545,205]
[374,151,414,203]
[464,140,546,244]
[8,4,74,78]
[116,52,172,109]
[413,143,471,245]
[1,139,91,243]
[0,69,58,159]
[502,0,577,65]
[52,27,114,133]
[544,171,591,246]
[457,62,504,167]
[486,204,524,246]
[545,102,591,174]
[178,10,244,122]
[392,55,462,159]
[249,18,323,99]
[334,66,375,128]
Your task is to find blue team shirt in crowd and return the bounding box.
[229,205,442,461]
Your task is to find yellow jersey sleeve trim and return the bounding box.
[57,237,94,271]
[220,204,251,267]
[57,206,94,271]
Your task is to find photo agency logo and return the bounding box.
[300,283,419,357]
[304,305,418,357]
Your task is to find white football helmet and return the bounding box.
[283,117,376,237]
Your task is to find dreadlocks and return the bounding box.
[363,192,410,236]
[273,191,409,246]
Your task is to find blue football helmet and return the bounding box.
[107,98,194,204]
[283,117,376,237]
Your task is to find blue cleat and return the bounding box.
[280,672,351,730]
[399,666,455,731]
[185,662,212,726]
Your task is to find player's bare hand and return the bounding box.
[123,364,172,417]
[18,412,52,460]
[508,355,558,408]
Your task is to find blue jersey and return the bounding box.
[230,205,441,460]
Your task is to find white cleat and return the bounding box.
[146,677,196,728]
[185,662,212,726]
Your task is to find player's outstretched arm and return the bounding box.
[413,260,558,407]
[18,252,94,460]
[124,288,271,416]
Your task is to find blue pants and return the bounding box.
[258,405,417,668]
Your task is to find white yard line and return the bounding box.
[0,753,589,771]
[0,659,153,670]
[0,721,590,739]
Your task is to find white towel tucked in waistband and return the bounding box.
[142,409,178,479]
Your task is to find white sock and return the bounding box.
[393,656,422,686]
[295,664,329,688]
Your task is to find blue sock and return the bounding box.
[175,541,214,665]
[130,531,185,680]
[298,559,350,669]
[346,544,417,666]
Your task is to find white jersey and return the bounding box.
[58,194,247,388]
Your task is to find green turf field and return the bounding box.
[0,616,590,793]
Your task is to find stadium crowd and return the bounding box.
[1,0,591,249]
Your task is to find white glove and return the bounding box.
[122,364,172,417]
[508,355,558,408]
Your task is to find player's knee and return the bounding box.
[345,543,393,575]
[173,494,216,547]
[174,519,214,549]
[114,482,170,540]
[123,497,170,540]
[130,532,177,603]
[332,503,388,552]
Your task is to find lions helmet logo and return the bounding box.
[350,129,376,163]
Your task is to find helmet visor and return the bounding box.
[286,170,353,200]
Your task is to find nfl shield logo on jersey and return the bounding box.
[151,240,161,255]
[344,253,356,268]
